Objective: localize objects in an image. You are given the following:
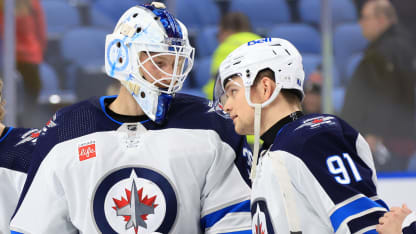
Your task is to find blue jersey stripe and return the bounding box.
[374,199,389,210]
[201,200,250,230]
[220,230,252,234]
[330,197,384,232]
[0,126,13,142]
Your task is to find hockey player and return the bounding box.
[213,37,398,233]
[10,3,252,234]
[0,80,39,233]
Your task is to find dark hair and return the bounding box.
[254,68,303,105]
[219,12,252,32]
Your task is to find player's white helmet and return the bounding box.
[105,2,194,124]
[213,37,305,117]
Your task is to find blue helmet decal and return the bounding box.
[141,4,183,41]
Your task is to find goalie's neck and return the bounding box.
[109,86,145,117]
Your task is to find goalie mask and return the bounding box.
[105,2,194,124]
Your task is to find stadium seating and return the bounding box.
[268,23,321,54]
[174,0,220,33]
[345,53,363,83]
[195,26,218,58]
[230,0,290,34]
[41,1,81,39]
[39,63,60,93]
[60,26,110,99]
[299,0,357,27]
[333,23,368,84]
[91,0,145,23]
[302,54,322,81]
[192,56,212,89]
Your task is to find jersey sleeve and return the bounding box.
[403,212,416,234]
[10,145,77,234]
[200,135,251,234]
[10,114,77,233]
[295,130,389,233]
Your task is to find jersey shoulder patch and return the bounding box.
[0,127,39,172]
[271,114,359,158]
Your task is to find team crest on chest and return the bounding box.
[92,166,178,233]
[251,199,275,234]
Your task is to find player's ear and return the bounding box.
[259,76,276,101]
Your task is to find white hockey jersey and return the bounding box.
[10,95,252,234]
[0,127,38,234]
[251,113,389,234]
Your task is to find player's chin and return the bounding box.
[235,124,252,136]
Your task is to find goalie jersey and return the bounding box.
[0,127,38,234]
[10,95,252,234]
[251,113,389,234]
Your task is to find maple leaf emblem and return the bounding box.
[255,212,265,234]
[112,180,158,234]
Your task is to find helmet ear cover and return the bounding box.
[104,4,195,123]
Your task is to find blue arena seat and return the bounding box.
[299,0,357,26]
[60,26,109,96]
[192,56,212,89]
[195,26,218,58]
[345,53,364,82]
[302,54,322,81]
[333,23,368,83]
[92,0,145,23]
[268,23,321,54]
[174,0,220,32]
[41,1,81,39]
[230,0,290,34]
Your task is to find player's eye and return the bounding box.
[225,87,238,98]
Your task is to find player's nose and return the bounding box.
[223,99,233,113]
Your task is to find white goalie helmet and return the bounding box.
[213,37,305,117]
[105,2,194,124]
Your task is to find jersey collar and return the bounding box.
[261,111,304,149]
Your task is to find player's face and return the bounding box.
[359,2,383,41]
[223,77,255,135]
[139,52,184,88]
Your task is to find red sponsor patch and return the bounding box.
[78,143,96,161]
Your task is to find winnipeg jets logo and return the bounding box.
[15,129,40,146]
[112,179,158,233]
[254,205,266,234]
[251,200,275,234]
[93,167,177,233]
[295,116,336,131]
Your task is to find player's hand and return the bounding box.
[376,204,412,234]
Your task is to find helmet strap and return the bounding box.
[250,103,262,180]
